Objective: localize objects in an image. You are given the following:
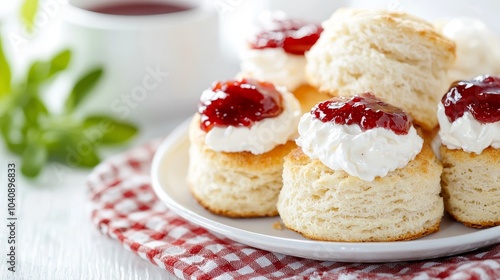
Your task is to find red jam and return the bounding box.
[199,79,284,132]
[311,93,412,135]
[249,18,323,55]
[89,2,192,15]
[441,75,500,123]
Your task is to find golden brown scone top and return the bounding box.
[326,8,456,56]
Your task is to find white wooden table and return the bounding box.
[0,120,185,280]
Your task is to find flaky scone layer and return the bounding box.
[188,115,297,217]
[440,146,500,228]
[277,144,444,242]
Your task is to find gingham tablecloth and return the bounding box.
[87,139,500,279]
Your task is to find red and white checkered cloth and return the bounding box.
[87,139,500,279]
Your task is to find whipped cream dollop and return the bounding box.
[238,48,306,91]
[437,102,500,154]
[296,114,423,181]
[204,86,301,155]
[436,18,500,83]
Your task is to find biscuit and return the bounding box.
[277,144,444,242]
[305,8,456,130]
[440,146,500,228]
[187,115,297,217]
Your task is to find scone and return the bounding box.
[306,8,456,130]
[187,78,301,217]
[237,14,330,113]
[437,75,500,228]
[277,93,444,242]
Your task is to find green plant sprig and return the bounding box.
[0,37,138,178]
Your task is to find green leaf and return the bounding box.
[20,0,39,33]
[63,133,101,167]
[27,49,72,83]
[49,49,71,77]
[27,60,49,84]
[21,141,48,178]
[0,37,11,97]
[22,96,48,125]
[0,111,27,155]
[83,115,138,145]
[65,68,103,113]
[76,148,101,168]
[41,129,100,168]
[40,129,75,156]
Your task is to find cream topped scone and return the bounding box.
[306,8,456,130]
[435,18,500,85]
[438,75,500,228]
[277,93,444,242]
[187,78,301,217]
[238,14,330,113]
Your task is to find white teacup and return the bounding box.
[59,0,221,130]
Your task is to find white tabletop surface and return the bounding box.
[0,120,184,280]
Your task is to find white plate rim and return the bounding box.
[151,118,500,262]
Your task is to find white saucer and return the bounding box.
[151,118,500,262]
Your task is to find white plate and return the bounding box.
[151,119,500,262]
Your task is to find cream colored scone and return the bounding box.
[188,115,296,217]
[305,8,456,130]
[440,146,500,228]
[277,144,444,242]
[237,16,326,114]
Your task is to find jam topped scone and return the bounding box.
[438,75,500,228]
[238,14,330,113]
[241,16,322,91]
[188,78,301,217]
[277,93,444,242]
[438,75,500,153]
